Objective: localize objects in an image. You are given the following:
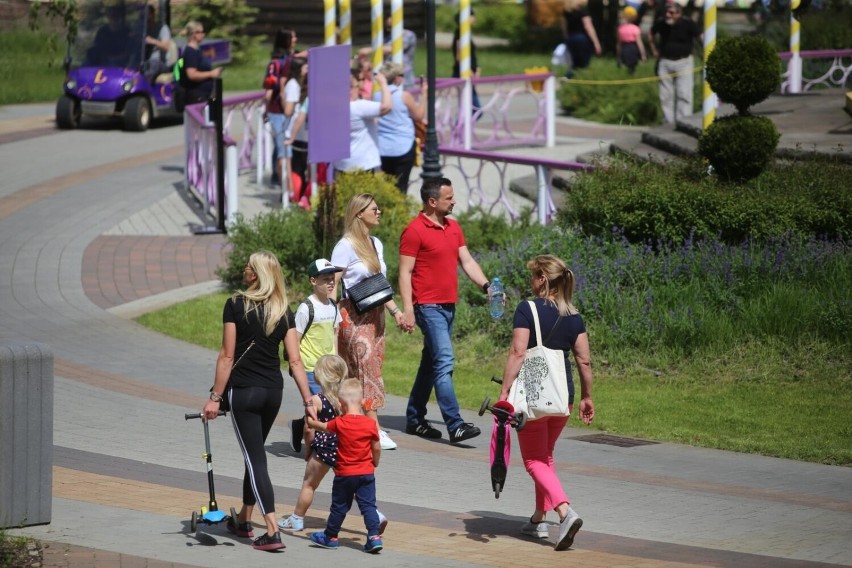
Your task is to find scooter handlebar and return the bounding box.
[185,411,227,420]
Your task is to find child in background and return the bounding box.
[307,379,385,553]
[617,6,646,74]
[289,259,344,455]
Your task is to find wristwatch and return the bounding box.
[209,392,224,403]
[482,281,491,294]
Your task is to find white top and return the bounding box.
[276,78,302,137]
[333,99,382,172]
[294,98,309,143]
[330,236,387,291]
[148,24,172,63]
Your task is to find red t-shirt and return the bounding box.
[326,414,379,476]
[399,213,466,305]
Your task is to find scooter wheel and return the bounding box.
[494,483,502,499]
[479,397,491,416]
[230,506,238,522]
[191,510,198,532]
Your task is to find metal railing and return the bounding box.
[779,49,852,94]
[183,92,266,226]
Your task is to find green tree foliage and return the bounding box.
[698,115,780,182]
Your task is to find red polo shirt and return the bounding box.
[399,212,466,305]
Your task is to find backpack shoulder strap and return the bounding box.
[300,299,315,342]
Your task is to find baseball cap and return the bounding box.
[307,258,343,277]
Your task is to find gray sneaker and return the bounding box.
[521,519,548,539]
[555,507,582,551]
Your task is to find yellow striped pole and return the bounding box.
[702,0,717,129]
[371,0,383,92]
[339,0,351,45]
[391,0,403,65]
[323,0,336,46]
[789,0,802,93]
[459,0,472,79]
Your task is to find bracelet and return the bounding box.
[209,392,223,403]
[482,281,491,294]
[303,400,314,407]
[389,307,400,316]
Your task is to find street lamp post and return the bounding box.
[421,0,442,179]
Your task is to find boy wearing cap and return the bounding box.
[289,259,344,455]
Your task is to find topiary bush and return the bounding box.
[698,115,780,182]
[705,35,782,116]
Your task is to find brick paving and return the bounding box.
[1,98,850,568]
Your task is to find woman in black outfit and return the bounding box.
[202,250,315,551]
[180,21,223,104]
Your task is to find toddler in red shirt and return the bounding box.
[307,379,384,553]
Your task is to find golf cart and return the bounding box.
[56,0,229,131]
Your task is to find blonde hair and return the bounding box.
[337,378,364,409]
[343,193,380,274]
[379,61,403,84]
[237,251,290,337]
[563,0,588,11]
[314,354,348,414]
[183,20,202,38]
[527,254,578,316]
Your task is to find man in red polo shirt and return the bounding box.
[398,177,494,444]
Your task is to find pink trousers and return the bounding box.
[516,415,570,512]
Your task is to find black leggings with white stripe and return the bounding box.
[228,385,283,516]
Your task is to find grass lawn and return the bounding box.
[137,292,851,466]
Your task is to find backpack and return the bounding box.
[262,56,291,92]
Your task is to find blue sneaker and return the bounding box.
[364,535,383,554]
[310,531,339,549]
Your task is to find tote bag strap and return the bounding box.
[527,300,545,347]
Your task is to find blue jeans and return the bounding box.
[406,304,463,432]
[306,370,321,395]
[324,474,379,538]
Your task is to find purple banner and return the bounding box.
[308,45,351,164]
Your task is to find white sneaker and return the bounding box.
[277,513,304,531]
[379,430,397,450]
[377,510,388,535]
[521,519,549,539]
[555,507,582,551]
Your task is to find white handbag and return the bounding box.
[508,301,571,420]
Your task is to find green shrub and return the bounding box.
[216,209,319,294]
[699,115,780,182]
[705,36,781,116]
[800,0,852,49]
[559,157,851,244]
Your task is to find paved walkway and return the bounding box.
[1,98,850,568]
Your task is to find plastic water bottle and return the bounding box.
[489,277,504,319]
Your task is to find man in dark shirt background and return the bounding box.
[648,2,702,123]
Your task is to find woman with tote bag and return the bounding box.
[498,254,595,551]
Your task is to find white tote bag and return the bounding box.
[508,301,571,420]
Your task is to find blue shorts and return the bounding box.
[267,113,292,159]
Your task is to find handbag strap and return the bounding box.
[527,301,545,347]
[527,300,562,347]
[342,237,382,300]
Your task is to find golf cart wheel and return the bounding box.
[478,397,491,416]
[515,412,527,432]
[56,95,81,129]
[124,97,151,132]
[190,510,198,532]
